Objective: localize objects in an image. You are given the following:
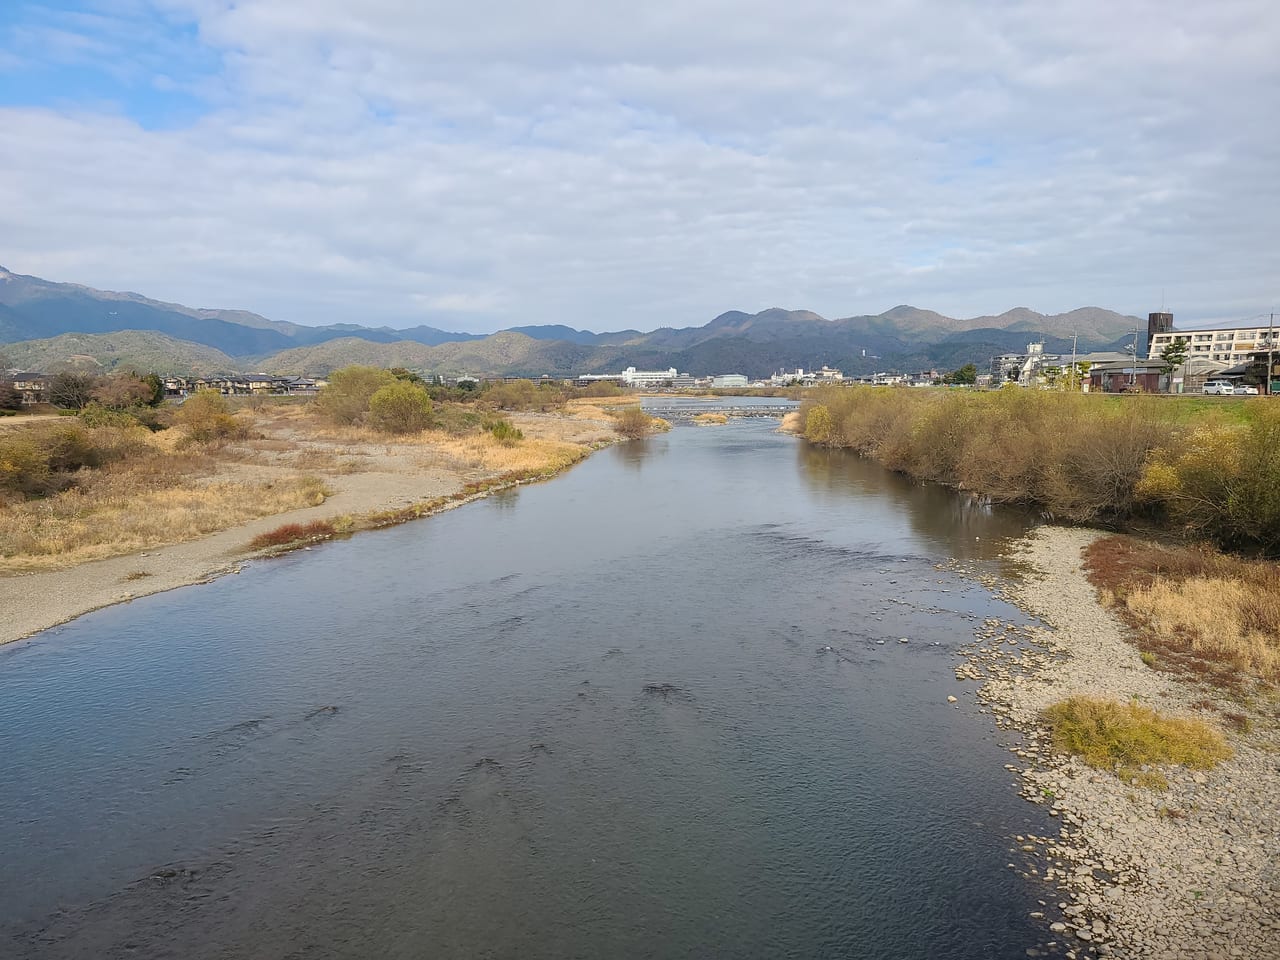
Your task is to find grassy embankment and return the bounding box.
[0,375,644,572]
[796,387,1278,780]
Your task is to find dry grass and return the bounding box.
[1042,695,1233,789]
[413,431,588,474]
[1084,535,1280,687]
[692,412,729,425]
[0,473,330,571]
[3,397,605,575]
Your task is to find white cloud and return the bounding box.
[1,0,1277,332]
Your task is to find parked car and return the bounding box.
[1202,380,1235,395]
[1234,384,1260,396]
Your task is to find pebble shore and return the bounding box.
[958,526,1279,960]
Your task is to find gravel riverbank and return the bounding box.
[967,527,1279,960]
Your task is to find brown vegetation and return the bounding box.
[249,519,338,550]
[613,405,660,438]
[1083,535,1280,688]
[1,378,618,577]
[798,388,1280,553]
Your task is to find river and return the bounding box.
[0,410,1054,959]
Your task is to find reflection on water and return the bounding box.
[608,435,664,470]
[795,443,1034,563]
[0,419,1051,960]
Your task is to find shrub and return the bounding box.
[1136,404,1280,553]
[613,405,655,439]
[315,365,397,425]
[487,417,524,446]
[79,402,138,429]
[1042,695,1232,788]
[798,386,1177,525]
[367,381,433,434]
[0,422,101,497]
[577,381,624,398]
[804,405,832,442]
[248,519,336,550]
[175,391,249,443]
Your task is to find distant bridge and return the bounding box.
[641,403,799,420]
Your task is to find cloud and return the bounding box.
[0,0,1277,331]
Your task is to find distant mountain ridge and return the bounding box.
[0,265,1141,378]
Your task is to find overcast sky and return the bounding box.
[1,1,1277,333]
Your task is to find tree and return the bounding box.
[314,365,397,425]
[944,363,977,385]
[1157,337,1189,387]
[142,373,165,406]
[47,371,100,410]
[91,372,153,409]
[389,367,423,384]
[0,380,21,411]
[367,381,433,434]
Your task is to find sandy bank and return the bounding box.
[0,407,616,646]
[970,527,1279,959]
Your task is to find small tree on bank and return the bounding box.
[614,405,655,439]
[315,365,396,425]
[367,381,434,434]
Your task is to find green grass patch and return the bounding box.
[1042,695,1232,789]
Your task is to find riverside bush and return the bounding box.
[315,366,397,425]
[0,421,142,498]
[1136,402,1280,553]
[613,405,655,439]
[799,387,1177,525]
[367,381,433,434]
[486,417,524,446]
[175,391,250,444]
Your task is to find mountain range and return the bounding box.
[0,265,1140,378]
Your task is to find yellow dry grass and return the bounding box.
[1123,577,1280,686]
[416,431,588,474]
[1042,695,1233,789]
[692,412,728,425]
[0,473,330,571]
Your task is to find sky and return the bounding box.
[1,0,1277,334]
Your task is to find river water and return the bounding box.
[1,412,1053,959]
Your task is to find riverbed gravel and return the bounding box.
[961,526,1279,960]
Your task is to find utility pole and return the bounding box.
[1070,331,1078,392]
[1268,312,1275,397]
[1128,327,1138,388]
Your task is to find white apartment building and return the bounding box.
[620,366,679,387]
[1148,324,1277,369]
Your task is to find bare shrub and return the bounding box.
[249,519,337,550]
[613,405,655,439]
[175,391,250,444]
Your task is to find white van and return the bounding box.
[1202,380,1235,395]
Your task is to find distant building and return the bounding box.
[10,372,48,405]
[620,366,680,388]
[711,374,749,388]
[768,366,843,386]
[1146,312,1278,377]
